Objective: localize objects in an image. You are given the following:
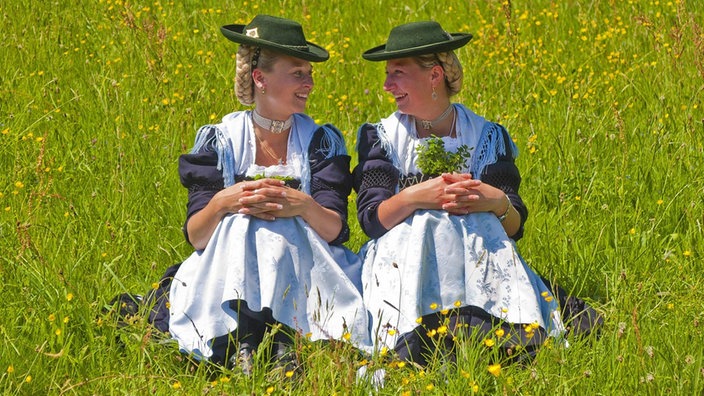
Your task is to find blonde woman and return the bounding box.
[150,15,371,374]
[355,21,600,366]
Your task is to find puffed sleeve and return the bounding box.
[352,123,400,239]
[308,125,353,245]
[178,127,224,245]
[478,124,528,241]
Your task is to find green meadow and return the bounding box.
[1,0,703,394]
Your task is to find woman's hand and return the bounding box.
[400,175,457,210]
[440,173,520,237]
[376,175,455,230]
[238,181,311,220]
[186,178,285,249]
[440,173,506,215]
[239,181,343,242]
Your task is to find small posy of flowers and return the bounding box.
[416,136,472,176]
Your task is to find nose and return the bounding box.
[303,73,314,89]
[383,75,394,92]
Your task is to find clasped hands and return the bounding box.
[412,173,505,216]
[217,178,308,221]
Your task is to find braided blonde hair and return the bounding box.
[235,44,256,106]
[415,51,464,97]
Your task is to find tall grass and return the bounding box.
[1,0,703,394]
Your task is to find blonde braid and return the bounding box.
[436,51,463,97]
[235,44,256,106]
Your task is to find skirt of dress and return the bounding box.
[359,210,565,350]
[168,214,372,359]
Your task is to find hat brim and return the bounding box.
[221,24,329,62]
[362,33,473,61]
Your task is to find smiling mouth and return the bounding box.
[394,93,408,101]
[295,93,309,100]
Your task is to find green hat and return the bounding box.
[221,15,329,62]
[363,21,472,61]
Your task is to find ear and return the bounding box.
[252,69,265,89]
[430,64,445,87]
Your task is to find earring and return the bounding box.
[261,88,265,94]
[431,87,438,101]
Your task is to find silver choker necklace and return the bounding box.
[252,110,293,134]
[417,105,453,130]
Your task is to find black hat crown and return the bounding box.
[363,21,472,61]
[221,15,329,62]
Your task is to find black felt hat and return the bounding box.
[221,15,329,62]
[363,21,472,61]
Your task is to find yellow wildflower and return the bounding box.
[484,338,495,347]
[488,363,501,377]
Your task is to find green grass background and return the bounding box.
[1,0,703,394]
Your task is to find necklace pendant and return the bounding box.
[270,120,285,134]
[420,120,432,130]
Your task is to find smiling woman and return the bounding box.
[146,14,371,376]
[353,21,602,366]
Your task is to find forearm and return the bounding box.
[300,197,344,243]
[186,196,229,250]
[375,189,418,231]
[492,194,521,238]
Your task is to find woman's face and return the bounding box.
[383,58,434,117]
[256,54,314,119]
